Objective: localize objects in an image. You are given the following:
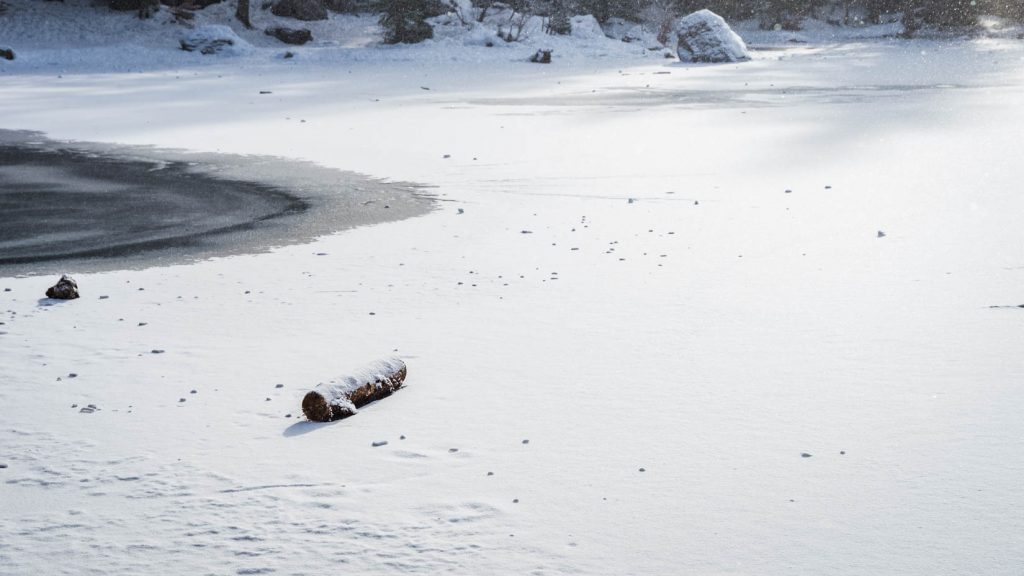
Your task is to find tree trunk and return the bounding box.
[302,358,407,422]
[236,0,252,28]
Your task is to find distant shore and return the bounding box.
[0,130,434,277]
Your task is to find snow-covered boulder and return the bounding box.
[570,15,604,40]
[674,9,749,63]
[265,26,313,45]
[179,25,250,56]
[271,0,328,21]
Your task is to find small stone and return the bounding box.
[3,288,10,292]
[265,397,271,401]
[190,389,197,394]
[68,373,77,378]
[448,448,459,453]
[639,467,646,472]
[400,435,406,440]
[372,440,389,447]
[285,413,292,418]
[275,383,284,388]
[151,349,165,354]
[0,463,7,469]
[178,398,186,403]
[512,498,519,503]
[99,295,109,300]
[71,404,78,408]
[840,450,846,455]
[443,154,451,159]
[45,275,79,300]
[877,230,886,238]
[487,471,494,476]
[522,439,529,444]
[784,189,792,194]
[801,452,812,458]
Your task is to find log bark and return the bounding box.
[302,357,407,422]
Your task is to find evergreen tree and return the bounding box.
[380,0,435,43]
[547,0,572,34]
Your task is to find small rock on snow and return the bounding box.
[45,275,79,300]
[151,349,165,354]
[877,230,886,238]
[372,440,389,447]
[801,452,812,458]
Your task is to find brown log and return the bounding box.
[302,358,407,422]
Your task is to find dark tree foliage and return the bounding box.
[546,0,573,33]
[380,0,440,42]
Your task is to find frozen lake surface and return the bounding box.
[1,12,1023,575]
[0,131,433,276]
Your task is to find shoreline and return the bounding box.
[0,130,435,277]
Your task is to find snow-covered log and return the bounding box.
[302,358,408,422]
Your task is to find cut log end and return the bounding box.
[301,391,333,422]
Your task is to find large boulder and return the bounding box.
[179,25,250,55]
[265,26,313,45]
[271,0,328,21]
[675,9,750,63]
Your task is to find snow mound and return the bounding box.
[570,15,605,40]
[179,25,251,56]
[674,9,749,63]
[462,25,502,47]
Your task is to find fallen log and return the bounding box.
[302,357,407,422]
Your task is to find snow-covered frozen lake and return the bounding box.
[1,20,1023,575]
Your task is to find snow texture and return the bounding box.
[570,15,605,40]
[675,9,750,63]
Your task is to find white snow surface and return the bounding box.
[2,2,1024,575]
[675,9,751,63]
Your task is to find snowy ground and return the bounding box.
[2,5,1024,575]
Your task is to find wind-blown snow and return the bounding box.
[1,3,1024,575]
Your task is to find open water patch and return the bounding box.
[0,129,435,276]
